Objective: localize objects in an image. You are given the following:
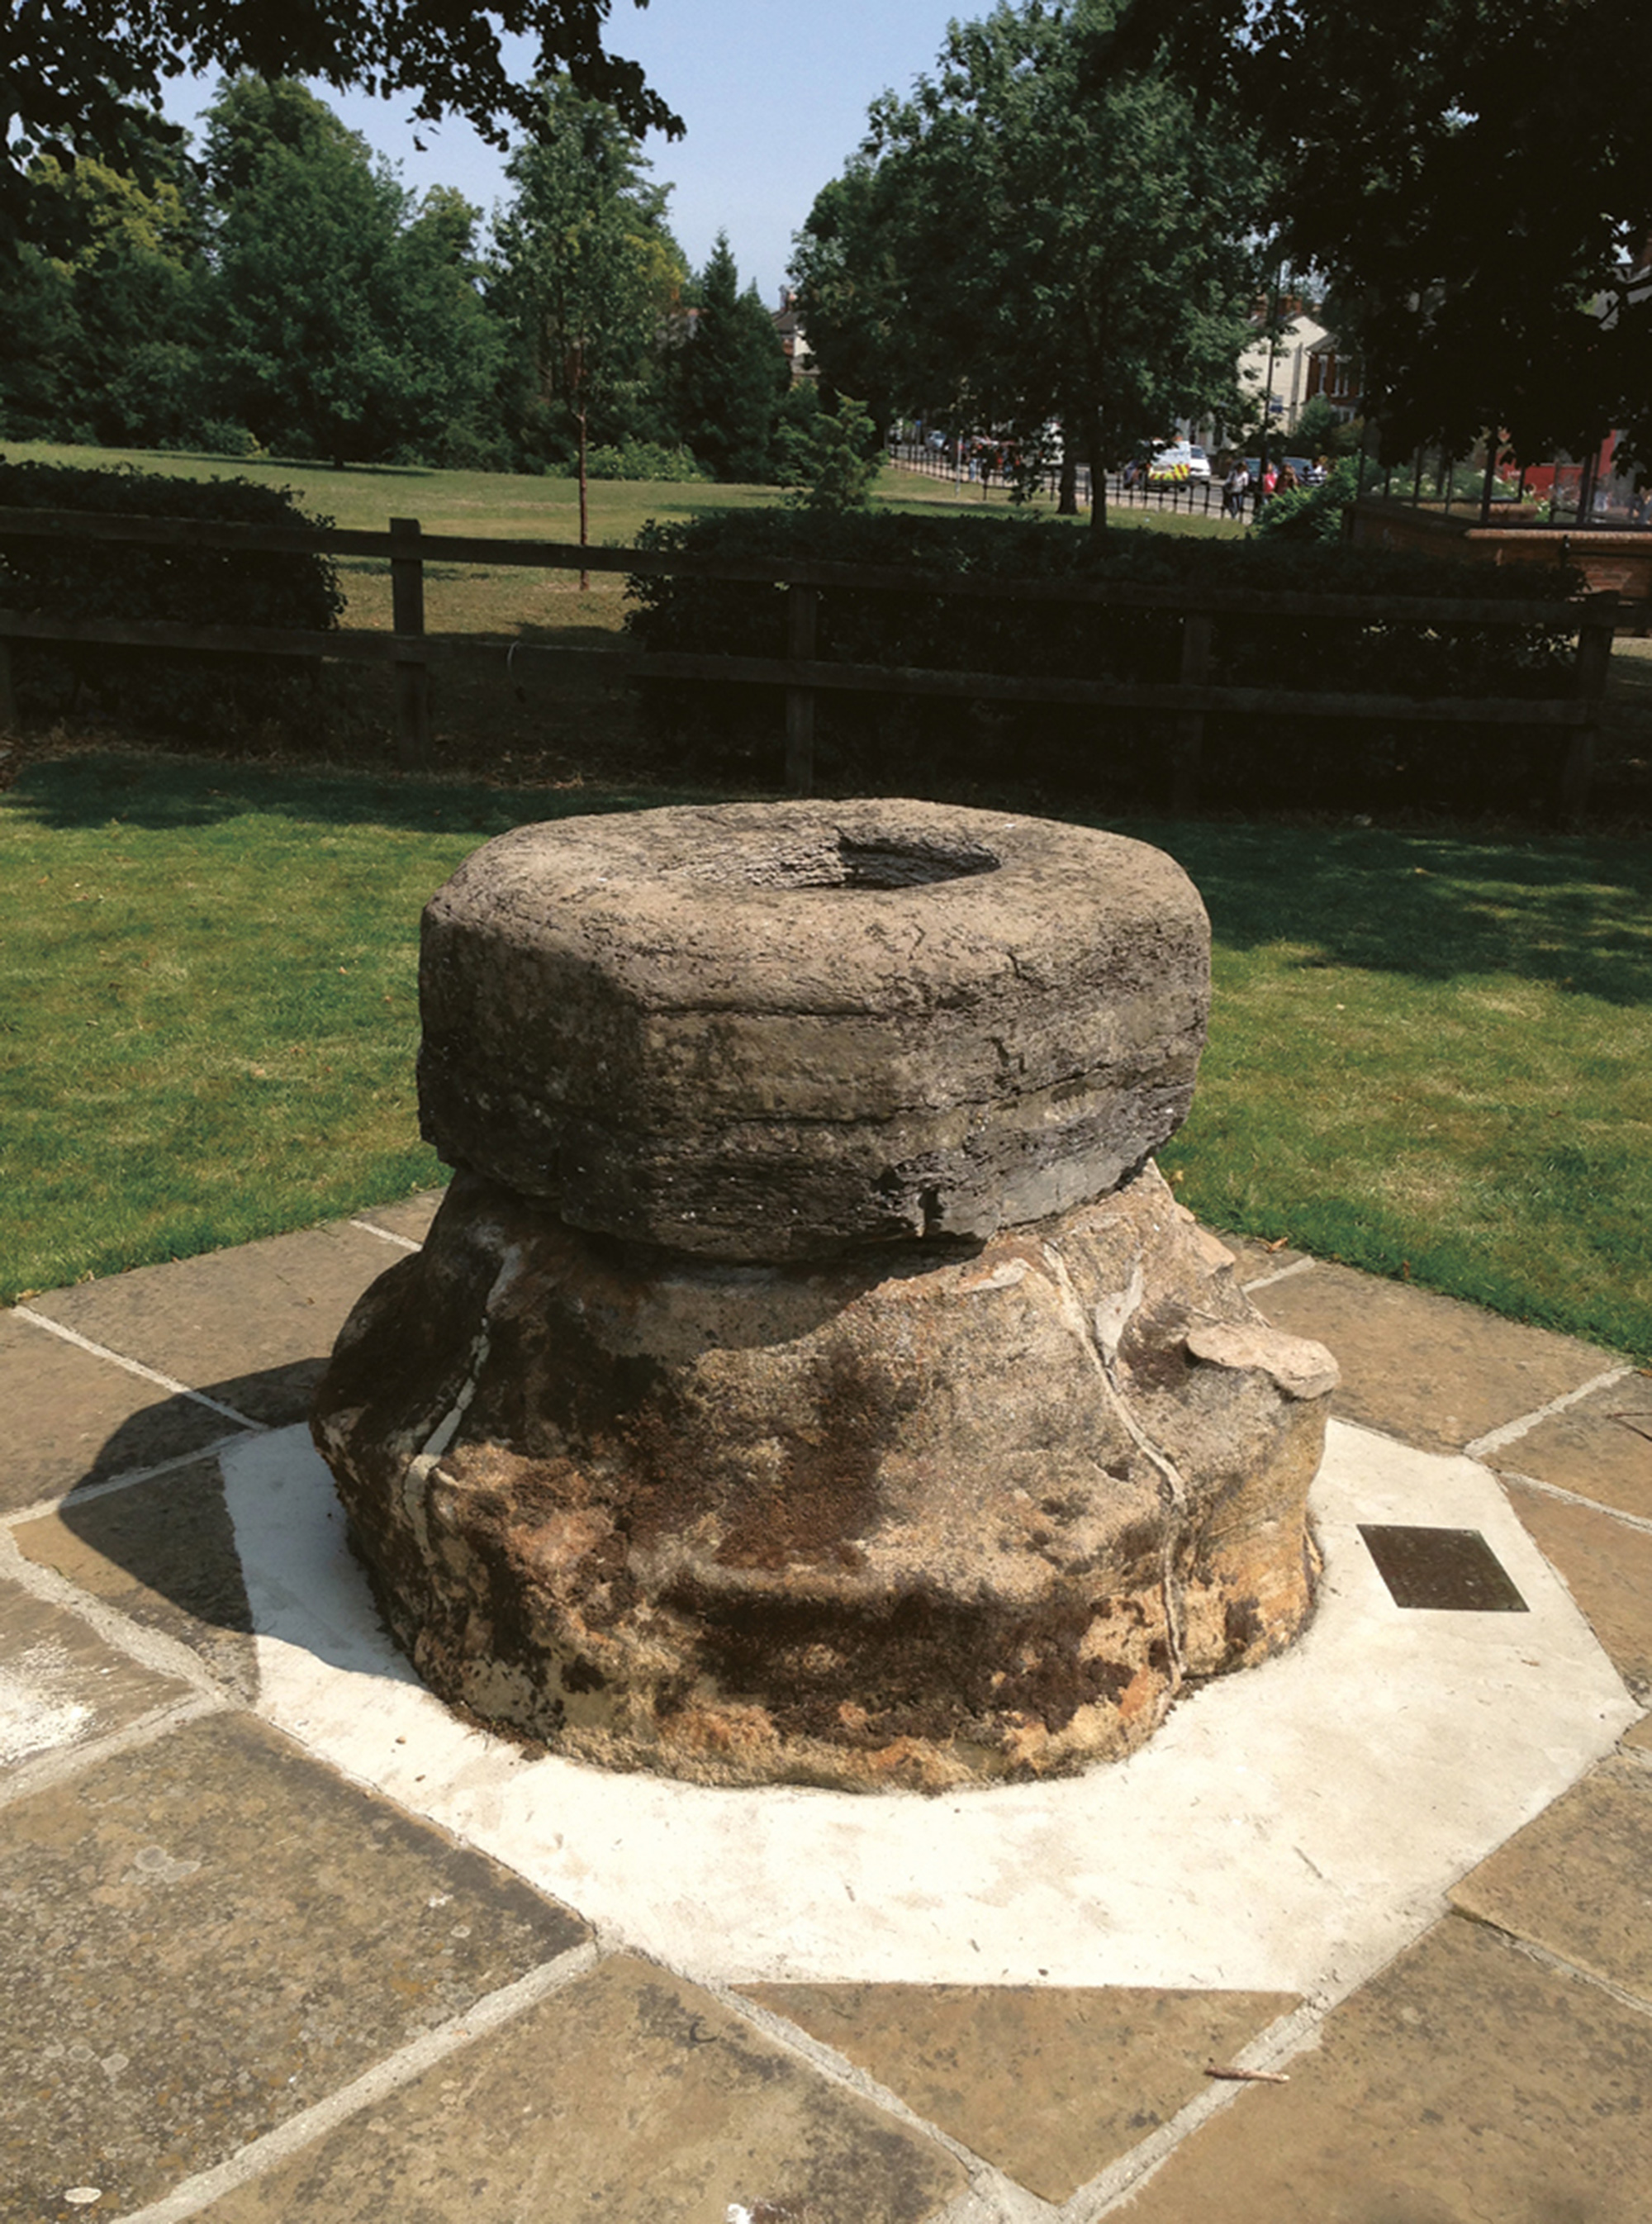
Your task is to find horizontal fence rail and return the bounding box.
[0,505,1626,820]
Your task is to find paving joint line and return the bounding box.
[700,1976,1056,2224]
[1072,2000,1327,2219]
[1238,1254,1316,1294]
[1462,1915,1652,2026]
[1,1433,263,1531]
[0,1521,231,1702]
[1464,1363,1634,1459]
[110,1938,604,2224]
[12,1305,264,1430]
[1493,1464,1652,1538]
[348,1216,423,1254]
[0,1693,223,1814]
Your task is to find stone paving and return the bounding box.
[2,1196,1650,2224]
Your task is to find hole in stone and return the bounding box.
[739,836,1002,891]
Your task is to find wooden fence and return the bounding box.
[0,506,1624,820]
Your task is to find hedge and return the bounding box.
[0,460,344,739]
[625,510,1583,815]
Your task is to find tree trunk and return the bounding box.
[576,345,591,593]
[1057,447,1078,515]
[1087,408,1108,533]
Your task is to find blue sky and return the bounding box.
[159,0,966,304]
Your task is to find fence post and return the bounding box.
[786,582,819,795]
[1561,590,1616,827]
[1171,609,1212,813]
[389,516,432,770]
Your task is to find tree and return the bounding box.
[673,235,790,482]
[1086,0,1652,475]
[791,0,1265,528]
[491,78,686,544]
[770,387,885,511]
[786,165,909,434]
[197,78,501,465]
[0,144,204,444]
[2,0,680,256]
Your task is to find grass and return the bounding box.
[0,753,720,1299]
[4,752,1650,1361]
[1146,819,1652,1359]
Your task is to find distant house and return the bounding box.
[1303,338,1362,421]
[771,289,818,383]
[1234,302,1352,435]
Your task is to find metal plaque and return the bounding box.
[1358,1524,1529,1613]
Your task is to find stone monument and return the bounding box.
[312,800,1336,1791]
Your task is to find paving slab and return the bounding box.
[198,1954,968,2224]
[736,1981,1295,2203]
[0,1575,197,1772]
[0,1710,588,2224]
[1116,1915,1652,2224]
[1502,1478,1652,1698]
[1450,1755,1652,2002]
[1249,1260,1616,1452]
[23,1221,404,1426]
[1497,1373,1652,1518]
[0,1311,236,1514]
[12,1457,257,1699]
[350,1188,445,1246]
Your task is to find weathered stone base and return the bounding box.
[311,1164,1336,1792]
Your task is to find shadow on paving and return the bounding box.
[43,1363,324,1679]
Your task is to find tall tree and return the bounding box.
[197,78,501,466]
[792,0,1264,527]
[1086,0,1652,473]
[787,164,910,435]
[491,79,686,549]
[674,234,790,482]
[0,142,204,444]
[2,0,679,257]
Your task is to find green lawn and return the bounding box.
[5,753,1649,1361]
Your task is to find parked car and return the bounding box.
[1146,441,1212,484]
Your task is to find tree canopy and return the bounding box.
[674,235,790,482]
[491,79,686,516]
[197,78,502,466]
[1086,0,1652,471]
[1,0,679,254]
[791,0,1265,525]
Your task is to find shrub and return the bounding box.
[777,396,885,514]
[0,459,343,739]
[581,440,708,482]
[1253,455,1362,542]
[625,508,1583,813]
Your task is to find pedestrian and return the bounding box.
[1222,458,1250,520]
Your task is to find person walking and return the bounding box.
[1222,457,1250,520]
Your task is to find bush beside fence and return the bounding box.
[0,461,343,734]
[626,510,1591,816]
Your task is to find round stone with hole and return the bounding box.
[416,797,1210,1261]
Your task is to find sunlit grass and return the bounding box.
[1145,820,1652,1357]
[4,762,1650,1361]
